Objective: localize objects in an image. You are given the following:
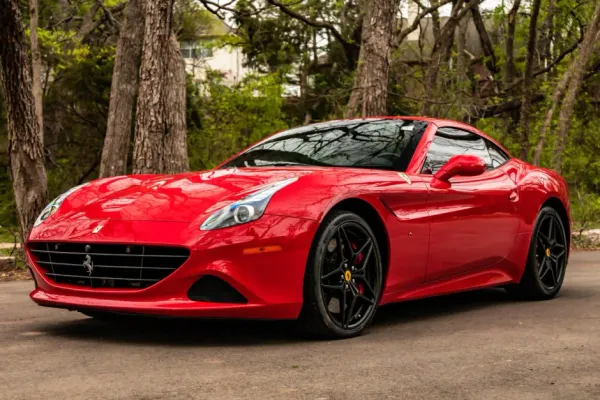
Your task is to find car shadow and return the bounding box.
[37,288,523,346]
[373,287,514,328]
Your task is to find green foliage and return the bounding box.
[187,71,289,170]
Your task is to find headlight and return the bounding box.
[200,178,297,230]
[33,183,89,227]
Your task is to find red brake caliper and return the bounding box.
[352,243,365,294]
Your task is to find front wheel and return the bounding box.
[507,206,568,300]
[299,210,383,338]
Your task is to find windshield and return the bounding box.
[221,119,428,172]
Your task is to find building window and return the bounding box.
[180,41,213,59]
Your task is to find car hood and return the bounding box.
[53,168,314,223]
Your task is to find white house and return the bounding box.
[180,18,251,85]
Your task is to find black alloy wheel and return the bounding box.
[535,212,567,291]
[506,206,568,300]
[300,210,383,338]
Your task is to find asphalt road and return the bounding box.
[1,252,599,400]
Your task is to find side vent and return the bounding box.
[187,276,248,304]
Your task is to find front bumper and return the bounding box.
[27,215,319,319]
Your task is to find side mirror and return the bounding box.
[431,155,486,189]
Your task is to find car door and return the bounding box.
[419,127,520,282]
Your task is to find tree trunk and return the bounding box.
[29,0,44,146]
[552,2,600,172]
[471,6,498,74]
[346,0,400,118]
[539,0,556,70]
[504,0,521,87]
[517,0,541,161]
[0,0,48,242]
[133,0,176,174]
[100,0,145,178]
[456,17,469,86]
[162,35,189,174]
[531,66,573,166]
[420,0,476,116]
[430,0,441,43]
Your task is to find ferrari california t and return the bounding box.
[26,117,570,338]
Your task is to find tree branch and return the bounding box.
[264,0,355,52]
[503,10,585,93]
[197,0,236,21]
[467,93,545,122]
[503,36,583,93]
[396,0,453,46]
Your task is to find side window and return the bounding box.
[421,128,492,174]
[485,139,510,169]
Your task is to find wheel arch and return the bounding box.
[326,198,391,286]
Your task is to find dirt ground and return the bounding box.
[1,251,599,400]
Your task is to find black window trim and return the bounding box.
[419,125,510,175]
[483,137,511,169]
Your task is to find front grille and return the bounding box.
[28,242,190,289]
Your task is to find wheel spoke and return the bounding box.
[547,217,554,242]
[354,274,377,301]
[321,266,343,281]
[537,235,546,249]
[538,231,550,248]
[538,256,549,279]
[358,294,375,305]
[339,226,353,256]
[322,283,343,291]
[345,295,358,328]
[341,284,348,326]
[547,259,557,287]
[550,250,565,262]
[355,238,372,258]
[355,244,373,274]
[349,305,364,323]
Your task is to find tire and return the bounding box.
[299,210,383,339]
[506,206,568,300]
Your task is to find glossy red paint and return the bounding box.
[27,117,571,320]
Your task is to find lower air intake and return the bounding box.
[188,276,248,304]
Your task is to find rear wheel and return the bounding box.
[299,210,383,338]
[507,206,568,300]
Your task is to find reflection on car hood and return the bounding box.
[53,168,314,223]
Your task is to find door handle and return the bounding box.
[509,191,519,202]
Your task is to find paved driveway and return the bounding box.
[1,252,599,399]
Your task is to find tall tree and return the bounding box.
[420,0,476,115]
[517,0,542,161]
[503,0,521,86]
[532,65,573,166]
[29,0,44,145]
[346,0,400,118]
[163,35,189,174]
[100,0,145,178]
[0,0,48,241]
[552,1,600,172]
[133,0,188,174]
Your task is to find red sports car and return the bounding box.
[27,117,570,338]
